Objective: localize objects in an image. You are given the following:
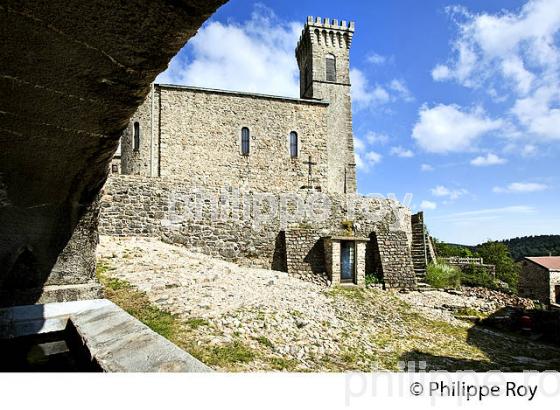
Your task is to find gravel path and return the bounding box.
[97,236,560,372]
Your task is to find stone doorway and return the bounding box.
[555,285,560,304]
[340,241,356,284]
[324,236,367,287]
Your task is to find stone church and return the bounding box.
[117,16,356,195]
[102,17,423,289]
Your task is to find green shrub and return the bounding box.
[475,241,520,292]
[365,274,381,286]
[425,263,461,289]
[341,220,354,236]
[461,264,498,289]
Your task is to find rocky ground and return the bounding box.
[97,235,560,372]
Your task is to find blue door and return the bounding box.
[340,241,355,283]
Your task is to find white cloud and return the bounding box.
[351,69,414,110]
[521,144,538,157]
[501,56,535,95]
[493,182,549,193]
[350,69,390,109]
[354,136,366,153]
[433,205,536,225]
[511,85,560,140]
[436,1,560,90]
[156,6,301,97]
[470,153,507,166]
[367,52,387,65]
[421,164,434,172]
[420,200,437,210]
[390,146,414,158]
[412,104,503,153]
[365,151,382,164]
[365,131,390,145]
[431,64,451,81]
[431,185,468,200]
[432,0,560,142]
[355,148,382,172]
[389,79,414,102]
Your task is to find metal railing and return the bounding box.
[441,256,484,265]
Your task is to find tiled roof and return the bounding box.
[525,257,560,270]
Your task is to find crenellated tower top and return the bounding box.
[295,16,355,100]
[296,16,355,53]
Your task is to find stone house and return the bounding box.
[101,17,419,289]
[519,257,560,306]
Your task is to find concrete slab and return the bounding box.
[0,299,211,372]
[70,303,211,372]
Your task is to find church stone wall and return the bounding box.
[158,86,329,192]
[122,85,332,193]
[121,86,159,177]
[99,175,415,288]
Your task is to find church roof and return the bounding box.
[155,83,329,106]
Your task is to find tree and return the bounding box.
[475,241,520,292]
[432,238,473,258]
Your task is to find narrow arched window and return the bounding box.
[290,131,298,158]
[133,122,140,152]
[326,54,336,82]
[241,127,250,156]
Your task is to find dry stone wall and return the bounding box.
[285,229,327,284]
[100,175,415,288]
[519,260,551,303]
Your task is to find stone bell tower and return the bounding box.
[296,16,356,194]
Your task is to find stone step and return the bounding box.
[416,282,433,291]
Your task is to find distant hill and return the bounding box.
[497,235,560,260]
[437,235,560,261]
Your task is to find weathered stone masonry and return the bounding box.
[104,17,418,289]
[120,16,357,196]
[122,85,330,193]
[100,175,416,288]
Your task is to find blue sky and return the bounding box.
[157,0,560,245]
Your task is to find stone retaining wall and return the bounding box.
[99,175,416,288]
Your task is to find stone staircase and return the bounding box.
[411,212,435,279]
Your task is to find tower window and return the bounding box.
[241,127,250,156]
[290,131,298,158]
[326,54,336,82]
[133,122,140,152]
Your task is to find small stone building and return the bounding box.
[519,257,560,306]
[324,236,368,286]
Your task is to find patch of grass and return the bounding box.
[95,261,112,277]
[185,317,210,329]
[268,356,299,371]
[255,336,274,349]
[454,307,488,319]
[341,351,358,365]
[372,331,393,349]
[425,263,461,289]
[327,286,366,302]
[97,264,179,341]
[104,277,133,291]
[201,340,256,367]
